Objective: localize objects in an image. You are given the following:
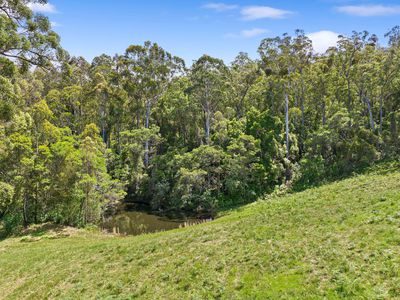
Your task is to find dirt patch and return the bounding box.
[18,223,86,242]
[22,223,80,235]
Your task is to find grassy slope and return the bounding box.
[1,165,400,299]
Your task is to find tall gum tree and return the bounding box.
[189,55,229,145]
[383,27,400,141]
[230,52,260,118]
[121,42,184,167]
[292,30,313,149]
[258,34,295,181]
[0,0,63,68]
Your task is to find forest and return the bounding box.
[1,0,400,234]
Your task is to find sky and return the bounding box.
[28,0,400,65]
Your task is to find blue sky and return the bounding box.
[28,1,400,65]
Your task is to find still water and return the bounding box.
[102,211,209,236]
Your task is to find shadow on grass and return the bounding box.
[291,159,400,194]
[217,159,400,217]
[0,224,6,241]
[0,222,75,242]
[20,223,68,237]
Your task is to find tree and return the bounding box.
[79,124,125,225]
[0,182,14,216]
[121,42,184,167]
[0,0,63,68]
[259,34,296,181]
[383,27,400,149]
[230,52,261,118]
[292,30,313,146]
[189,55,229,145]
[171,145,226,211]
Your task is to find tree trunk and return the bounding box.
[285,91,291,182]
[205,101,211,145]
[116,122,121,154]
[101,93,107,144]
[136,97,141,129]
[34,182,38,224]
[144,99,151,168]
[379,94,383,135]
[346,77,352,117]
[83,189,88,226]
[346,74,353,127]
[390,109,398,143]
[300,96,305,128]
[34,129,39,224]
[236,86,250,119]
[23,193,28,227]
[365,96,375,131]
[285,92,290,160]
[300,75,305,129]
[322,99,326,126]
[101,126,106,145]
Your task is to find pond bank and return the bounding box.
[101,204,214,235]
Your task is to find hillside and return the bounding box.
[1,165,400,299]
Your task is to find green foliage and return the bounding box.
[0,182,14,213]
[224,134,266,202]
[172,145,226,210]
[0,0,63,68]
[1,213,23,235]
[245,108,289,186]
[303,110,380,177]
[0,74,21,121]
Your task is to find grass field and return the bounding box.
[1,163,400,299]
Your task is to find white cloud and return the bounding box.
[226,28,268,39]
[307,30,340,53]
[241,28,268,38]
[203,3,238,12]
[241,6,293,20]
[337,5,400,16]
[27,2,57,14]
[50,21,60,27]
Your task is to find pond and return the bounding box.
[101,210,211,236]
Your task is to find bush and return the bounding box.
[0,182,14,213]
[2,213,23,235]
[293,155,326,191]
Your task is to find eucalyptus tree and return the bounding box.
[335,31,369,117]
[0,0,63,68]
[121,42,185,167]
[29,99,53,222]
[153,77,202,149]
[89,54,127,147]
[292,30,313,142]
[308,56,331,127]
[230,52,261,118]
[189,55,229,145]
[382,26,400,142]
[0,0,62,227]
[350,32,379,131]
[0,0,62,123]
[258,34,295,180]
[78,123,126,225]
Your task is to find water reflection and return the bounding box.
[102,211,209,236]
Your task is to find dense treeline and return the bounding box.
[1,1,399,232]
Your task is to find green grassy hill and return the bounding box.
[1,164,400,299]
